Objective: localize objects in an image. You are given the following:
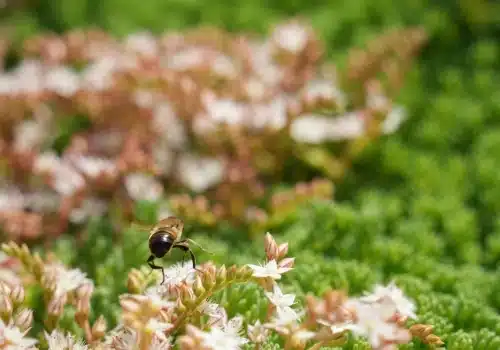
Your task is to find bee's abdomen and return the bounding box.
[149,231,174,258]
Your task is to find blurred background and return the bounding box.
[1,0,500,343]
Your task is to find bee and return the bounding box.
[146,216,207,285]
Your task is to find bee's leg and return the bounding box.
[173,243,197,270]
[147,255,165,285]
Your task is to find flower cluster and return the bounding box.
[0,21,426,240]
[1,241,108,347]
[1,232,443,349]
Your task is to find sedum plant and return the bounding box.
[0,20,426,241]
[0,233,443,350]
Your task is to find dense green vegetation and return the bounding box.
[2,0,500,348]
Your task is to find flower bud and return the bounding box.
[426,334,444,345]
[410,324,432,338]
[45,295,66,330]
[181,285,196,307]
[178,335,197,350]
[0,294,13,317]
[76,297,90,319]
[77,282,94,300]
[176,299,187,313]
[14,308,33,331]
[10,284,25,305]
[0,282,11,295]
[32,253,45,280]
[216,265,227,283]
[279,257,295,269]
[226,265,237,281]
[264,232,278,261]
[202,269,215,290]
[193,276,205,296]
[277,243,289,260]
[236,265,253,279]
[120,295,142,314]
[127,273,142,294]
[92,315,107,340]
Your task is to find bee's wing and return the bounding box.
[130,222,155,240]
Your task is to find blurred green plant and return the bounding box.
[0,0,499,349]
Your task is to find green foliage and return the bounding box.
[3,0,500,348]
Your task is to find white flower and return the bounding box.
[200,327,249,350]
[266,306,301,330]
[345,300,400,349]
[44,66,80,97]
[69,197,108,224]
[247,260,293,280]
[143,286,176,310]
[34,152,86,195]
[177,154,224,193]
[44,264,92,298]
[33,151,61,173]
[366,90,389,111]
[289,115,335,144]
[359,281,417,319]
[13,119,49,152]
[163,261,196,287]
[52,164,86,196]
[249,96,287,130]
[44,329,88,350]
[272,22,309,53]
[211,54,237,78]
[244,77,266,101]
[247,320,269,344]
[124,172,164,202]
[0,74,17,95]
[24,190,60,213]
[0,187,25,211]
[149,335,172,350]
[327,112,365,140]
[221,315,244,337]
[153,142,174,176]
[133,89,156,108]
[317,319,360,335]
[82,56,118,91]
[167,47,205,71]
[303,79,346,109]
[0,319,38,349]
[248,41,283,85]
[69,155,117,179]
[14,59,44,95]
[265,283,296,309]
[125,31,158,57]
[145,318,173,341]
[206,99,246,125]
[199,301,223,318]
[101,325,137,350]
[152,102,187,149]
[290,113,365,144]
[382,106,407,134]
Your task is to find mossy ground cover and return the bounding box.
[2,0,500,348]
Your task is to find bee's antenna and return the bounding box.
[187,238,214,255]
